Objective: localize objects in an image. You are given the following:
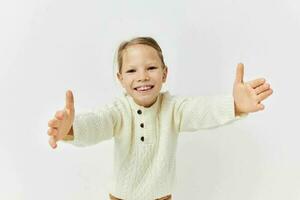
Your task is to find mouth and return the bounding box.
[134,85,154,92]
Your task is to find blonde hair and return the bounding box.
[116,37,166,73]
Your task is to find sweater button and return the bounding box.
[141,136,144,142]
[137,109,142,114]
[140,123,144,128]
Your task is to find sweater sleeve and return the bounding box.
[173,94,243,133]
[63,102,122,147]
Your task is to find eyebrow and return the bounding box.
[127,62,159,67]
[146,63,158,66]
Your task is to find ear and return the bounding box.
[162,66,168,83]
[117,72,124,87]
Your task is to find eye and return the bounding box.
[126,69,136,73]
[148,66,157,70]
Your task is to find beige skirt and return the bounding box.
[109,193,172,200]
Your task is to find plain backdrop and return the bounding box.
[1,0,299,199]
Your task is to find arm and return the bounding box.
[62,103,122,147]
[48,90,121,148]
[174,94,237,133]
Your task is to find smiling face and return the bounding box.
[117,44,168,107]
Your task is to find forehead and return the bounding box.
[122,44,161,66]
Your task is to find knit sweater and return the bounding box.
[65,91,242,200]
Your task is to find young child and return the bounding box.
[47,37,273,200]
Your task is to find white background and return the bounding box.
[1,0,299,199]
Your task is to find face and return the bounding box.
[117,44,168,107]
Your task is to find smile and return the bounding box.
[134,85,154,92]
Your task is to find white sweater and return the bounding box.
[66,91,241,200]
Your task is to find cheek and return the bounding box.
[123,78,134,87]
[156,73,165,81]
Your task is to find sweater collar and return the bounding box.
[124,92,162,114]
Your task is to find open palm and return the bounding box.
[47,90,75,149]
[233,63,273,115]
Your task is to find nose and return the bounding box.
[137,70,150,82]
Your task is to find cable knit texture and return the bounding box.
[65,91,242,200]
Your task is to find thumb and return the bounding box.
[65,90,74,111]
[235,63,244,84]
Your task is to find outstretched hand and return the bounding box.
[233,63,273,116]
[47,90,75,149]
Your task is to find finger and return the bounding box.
[257,89,273,102]
[48,119,60,128]
[255,83,270,95]
[49,136,57,149]
[65,90,74,111]
[47,128,58,136]
[256,103,265,111]
[55,110,64,120]
[248,78,266,88]
[235,63,244,84]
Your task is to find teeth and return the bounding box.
[136,86,152,91]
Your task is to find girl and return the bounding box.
[47,37,273,200]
